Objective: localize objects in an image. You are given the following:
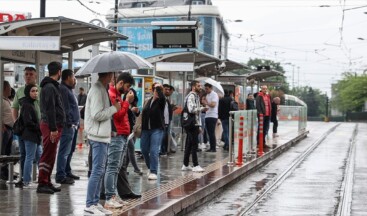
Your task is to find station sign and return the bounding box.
[0,11,31,22]
[156,62,194,72]
[0,36,60,51]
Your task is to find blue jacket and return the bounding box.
[60,82,80,127]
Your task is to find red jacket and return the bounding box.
[108,85,130,136]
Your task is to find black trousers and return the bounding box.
[183,127,199,167]
[257,115,270,145]
[272,119,278,134]
[205,118,217,151]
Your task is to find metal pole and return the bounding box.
[40,0,46,17]
[68,51,73,70]
[113,0,118,51]
[228,112,234,166]
[0,51,3,155]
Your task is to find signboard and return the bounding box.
[0,36,60,51]
[153,29,197,48]
[156,62,194,72]
[1,50,61,64]
[0,11,31,22]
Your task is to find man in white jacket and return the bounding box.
[84,72,121,216]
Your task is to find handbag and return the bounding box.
[13,115,24,136]
[133,99,149,138]
[181,94,196,130]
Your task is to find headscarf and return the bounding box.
[24,84,37,102]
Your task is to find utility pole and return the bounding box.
[297,66,300,88]
[40,0,46,17]
[292,64,295,90]
[113,0,118,51]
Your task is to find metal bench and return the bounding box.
[0,155,20,184]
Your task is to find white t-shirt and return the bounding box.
[205,91,219,118]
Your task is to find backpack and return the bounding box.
[181,93,196,130]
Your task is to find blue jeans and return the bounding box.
[140,129,164,175]
[23,140,37,184]
[66,128,78,176]
[104,135,127,200]
[86,140,108,207]
[56,127,75,181]
[221,119,229,149]
[16,135,26,177]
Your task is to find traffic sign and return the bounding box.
[0,36,60,51]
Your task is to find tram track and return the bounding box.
[239,123,342,216]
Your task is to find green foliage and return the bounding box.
[332,73,367,112]
[290,86,327,117]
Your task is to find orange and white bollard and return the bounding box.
[258,114,264,156]
[237,116,244,165]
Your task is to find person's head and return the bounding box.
[229,90,234,98]
[47,62,62,81]
[61,69,75,87]
[24,83,38,100]
[79,87,85,94]
[261,85,268,94]
[190,80,201,93]
[163,84,175,97]
[3,81,11,98]
[273,97,281,104]
[128,88,138,106]
[247,93,254,100]
[9,88,15,101]
[204,83,212,94]
[98,72,114,87]
[224,89,229,96]
[116,72,135,94]
[152,82,163,97]
[24,66,37,85]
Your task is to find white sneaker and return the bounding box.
[104,196,123,208]
[200,143,207,149]
[23,182,37,189]
[181,165,193,171]
[84,205,105,216]
[192,165,205,172]
[114,196,129,205]
[148,173,157,180]
[273,133,279,138]
[96,203,113,215]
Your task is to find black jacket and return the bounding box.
[60,82,80,127]
[271,102,278,122]
[40,77,66,131]
[142,88,166,131]
[218,95,232,120]
[256,92,272,116]
[246,99,256,110]
[21,98,41,144]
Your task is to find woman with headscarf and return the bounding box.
[20,84,42,188]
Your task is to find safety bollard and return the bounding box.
[258,114,264,156]
[237,116,244,165]
[228,112,234,166]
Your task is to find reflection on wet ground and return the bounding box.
[0,122,302,216]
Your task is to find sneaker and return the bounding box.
[84,205,105,216]
[192,166,205,172]
[104,196,123,209]
[36,185,54,194]
[67,173,80,180]
[56,177,75,184]
[114,196,129,205]
[96,203,113,215]
[23,182,37,189]
[273,133,279,138]
[148,173,157,180]
[181,165,193,171]
[134,170,143,175]
[49,184,61,192]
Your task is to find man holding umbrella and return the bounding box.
[203,83,219,152]
[84,72,121,215]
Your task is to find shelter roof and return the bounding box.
[245,69,284,80]
[146,50,247,76]
[0,16,128,54]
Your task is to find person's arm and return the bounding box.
[207,93,218,108]
[42,85,58,131]
[187,94,200,114]
[11,91,20,120]
[60,85,72,125]
[110,93,129,121]
[89,87,117,122]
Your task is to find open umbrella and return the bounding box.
[195,77,224,97]
[75,51,153,76]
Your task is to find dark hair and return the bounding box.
[62,69,74,81]
[24,66,36,72]
[47,62,62,76]
[163,84,175,91]
[117,72,135,86]
[129,88,138,105]
[3,80,10,90]
[204,83,212,88]
[190,80,199,89]
[248,93,253,96]
[79,87,84,91]
[9,88,15,100]
[224,89,229,96]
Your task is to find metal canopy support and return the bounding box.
[68,51,73,70]
[0,51,3,154]
[35,51,41,84]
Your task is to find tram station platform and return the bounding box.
[0,122,308,216]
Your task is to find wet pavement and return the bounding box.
[0,121,306,216]
[189,122,367,216]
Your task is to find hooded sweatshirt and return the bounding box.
[40,76,66,131]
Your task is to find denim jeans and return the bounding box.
[34,144,42,165]
[205,118,217,151]
[104,135,127,200]
[65,128,78,176]
[56,127,75,181]
[140,129,164,175]
[23,140,38,184]
[15,135,26,177]
[221,119,229,149]
[198,113,208,144]
[86,140,108,207]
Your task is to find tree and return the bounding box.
[290,86,327,117]
[332,73,367,112]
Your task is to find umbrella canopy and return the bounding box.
[195,77,224,97]
[75,51,153,76]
